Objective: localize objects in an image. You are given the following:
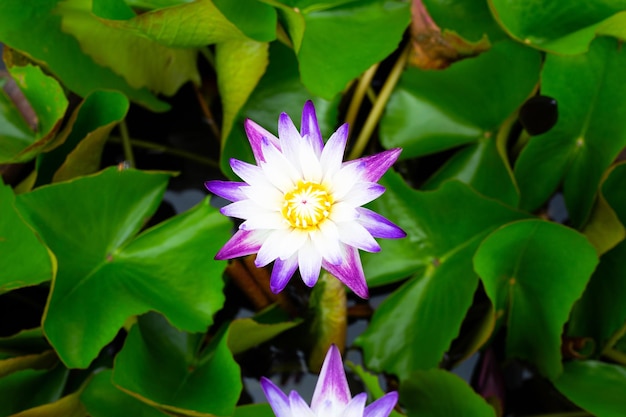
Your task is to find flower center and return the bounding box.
[282,181,333,229]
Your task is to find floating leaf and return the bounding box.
[57,0,200,97]
[112,314,241,416]
[0,183,54,294]
[10,391,86,417]
[0,64,68,163]
[216,39,269,141]
[488,0,626,54]
[81,370,168,417]
[554,360,626,417]
[0,0,169,110]
[514,37,626,227]
[233,404,275,417]
[228,315,300,355]
[356,173,527,380]
[296,0,410,99]
[0,366,68,416]
[214,0,277,42]
[569,164,626,348]
[473,219,598,379]
[16,168,231,368]
[0,350,58,378]
[380,40,540,159]
[401,369,496,417]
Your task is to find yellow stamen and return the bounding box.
[282,181,333,230]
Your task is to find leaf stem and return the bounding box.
[345,63,379,129]
[602,319,626,355]
[118,120,136,168]
[108,136,220,169]
[347,43,410,160]
[194,85,221,141]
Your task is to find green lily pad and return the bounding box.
[8,391,86,417]
[16,167,231,368]
[400,369,496,417]
[0,64,68,163]
[569,164,626,349]
[554,360,626,417]
[514,37,626,227]
[380,40,540,159]
[355,173,527,380]
[214,0,277,42]
[0,182,54,294]
[112,313,241,416]
[220,42,338,180]
[423,135,519,206]
[81,370,169,417]
[473,219,598,379]
[0,0,170,111]
[296,0,410,99]
[36,90,130,185]
[216,39,269,142]
[0,365,68,417]
[233,404,275,417]
[228,314,301,355]
[488,0,626,54]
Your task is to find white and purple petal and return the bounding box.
[363,392,399,417]
[344,148,401,182]
[340,183,386,207]
[355,207,406,239]
[270,254,299,294]
[245,119,280,163]
[204,180,248,202]
[311,344,352,414]
[215,229,267,260]
[341,393,368,417]
[336,221,381,253]
[300,100,324,157]
[298,239,322,287]
[260,378,293,417]
[320,123,349,181]
[322,245,368,299]
[289,392,317,417]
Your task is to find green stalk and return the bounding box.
[347,43,409,160]
[118,120,136,168]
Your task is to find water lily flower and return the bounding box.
[261,344,399,417]
[205,101,405,299]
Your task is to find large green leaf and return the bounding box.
[219,42,338,179]
[81,370,169,417]
[0,183,54,294]
[0,0,170,111]
[112,314,241,416]
[569,164,626,349]
[400,369,496,417]
[514,37,626,227]
[355,173,527,380]
[216,39,269,142]
[36,90,130,185]
[295,0,410,99]
[233,404,275,417]
[380,40,540,159]
[57,0,200,97]
[0,366,68,417]
[423,136,519,206]
[0,65,68,163]
[554,361,626,417]
[214,0,277,42]
[473,220,598,379]
[422,0,506,44]
[16,168,231,368]
[488,0,626,54]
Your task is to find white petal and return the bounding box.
[261,138,301,192]
[341,393,367,417]
[277,229,309,260]
[245,119,280,163]
[298,138,323,183]
[242,184,284,211]
[337,221,381,252]
[240,211,287,231]
[320,123,348,181]
[289,392,316,417]
[311,221,343,265]
[278,113,302,167]
[260,378,293,417]
[256,229,292,267]
[221,199,263,220]
[327,163,360,200]
[230,159,270,188]
[329,202,358,224]
[340,183,385,207]
[298,239,322,287]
